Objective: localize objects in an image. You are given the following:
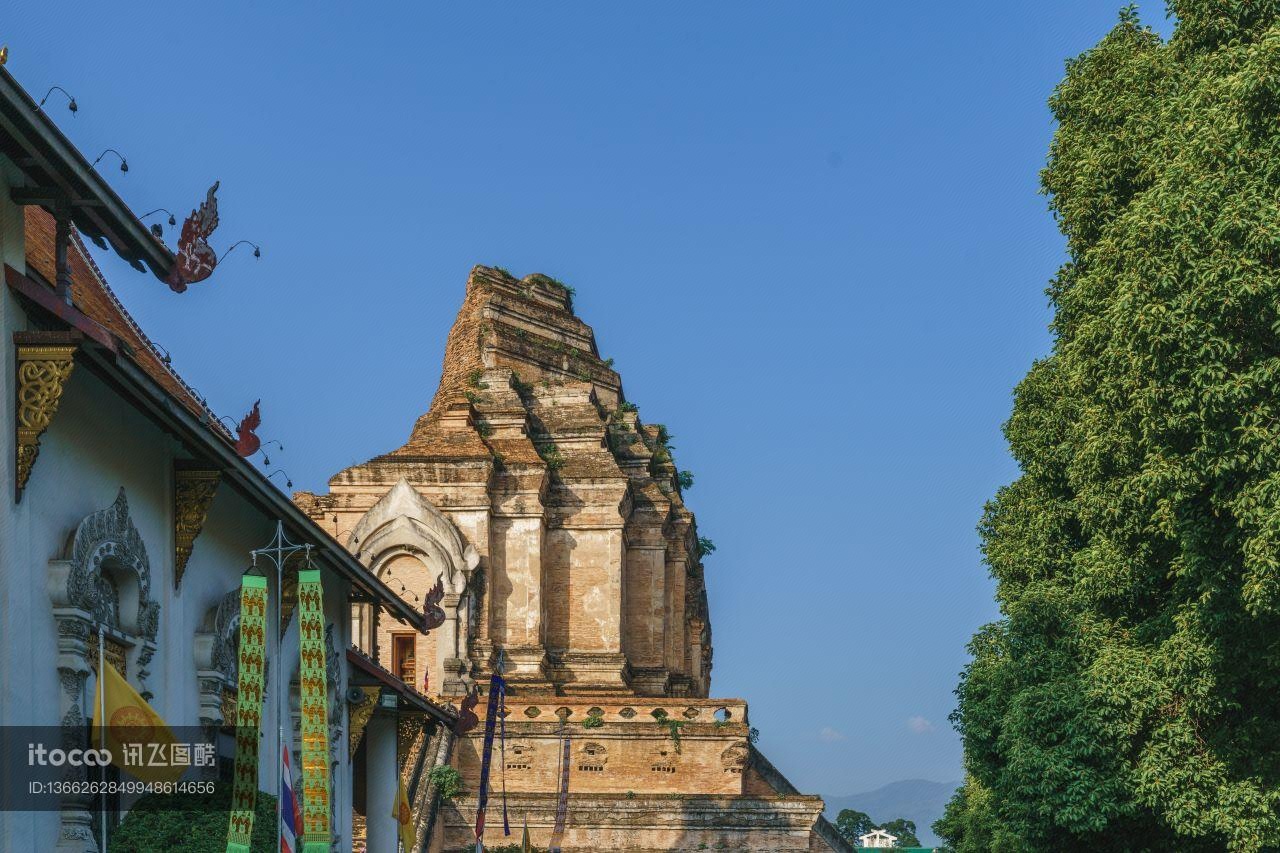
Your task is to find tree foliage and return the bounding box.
[835,808,874,841]
[943,3,1280,850]
[880,817,921,846]
[835,808,920,847]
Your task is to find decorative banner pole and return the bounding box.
[98,625,107,853]
[250,523,311,853]
[226,574,268,853]
[548,715,571,853]
[473,655,508,853]
[296,568,332,851]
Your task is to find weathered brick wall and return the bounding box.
[439,793,832,852]
[452,699,750,797]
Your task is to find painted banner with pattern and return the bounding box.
[225,574,267,853]
[473,673,506,846]
[297,569,331,852]
[549,718,571,853]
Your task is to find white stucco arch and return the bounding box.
[347,479,478,694]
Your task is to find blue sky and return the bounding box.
[8,3,1176,798]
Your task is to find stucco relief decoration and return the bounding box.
[211,588,242,681]
[578,742,607,772]
[47,488,160,845]
[174,465,221,589]
[193,586,242,726]
[721,743,749,774]
[15,341,76,499]
[56,488,159,642]
[324,623,343,779]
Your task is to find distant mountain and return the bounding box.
[825,779,960,847]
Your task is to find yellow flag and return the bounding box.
[393,771,414,851]
[521,816,531,853]
[91,658,183,783]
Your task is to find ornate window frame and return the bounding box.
[46,488,159,850]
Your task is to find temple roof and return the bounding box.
[23,205,213,423]
[14,211,431,631]
[0,66,175,281]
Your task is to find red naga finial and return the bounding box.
[424,573,446,631]
[166,181,221,293]
[235,400,261,457]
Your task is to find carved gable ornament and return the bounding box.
[174,463,221,589]
[49,487,159,642]
[14,336,78,500]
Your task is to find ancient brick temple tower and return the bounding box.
[296,266,849,851]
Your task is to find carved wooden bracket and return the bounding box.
[15,338,77,500]
[347,685,381,759]
[174,463,222,589]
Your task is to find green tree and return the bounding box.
[944,3,1280,851]
[879,818,921,847]
[834,808,874,842]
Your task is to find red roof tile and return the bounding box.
[24,206,221,430]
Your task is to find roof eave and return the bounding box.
[0,67,175,282]
[67,338,428,631]
[345,646,457,727]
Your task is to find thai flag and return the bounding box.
[281,743,302,853]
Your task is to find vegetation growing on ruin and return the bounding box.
[537,443,565,471]
[429,764,463,801]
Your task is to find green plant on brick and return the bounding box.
[655,715,686,754]
[510,373,534,396]
[428,764,463,801]
[537,444,565,471]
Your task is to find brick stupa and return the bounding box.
[296,266,849,851]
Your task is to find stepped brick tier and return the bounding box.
[295,266,849,851]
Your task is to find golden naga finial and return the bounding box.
[0,46,9,66]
